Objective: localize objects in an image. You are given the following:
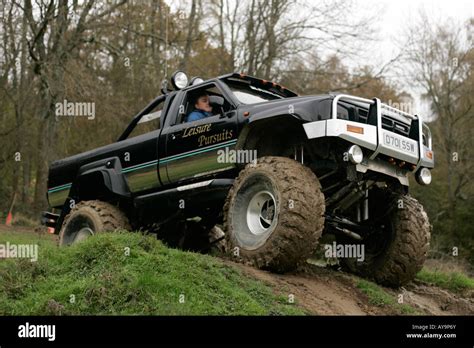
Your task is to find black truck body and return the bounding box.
[43,72,434,236]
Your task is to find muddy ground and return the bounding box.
[225,260,474,315]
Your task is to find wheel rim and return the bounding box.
[62,214,97,245]
[247,191,276,235]
[230,174,279,250]
[74,227,94,243]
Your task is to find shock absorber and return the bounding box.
[362,187,369,221]
[293,145,304,164]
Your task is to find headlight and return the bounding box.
[190,76,204,86]
[171,71,189,90]
[416,167,432,185]
[347,145,363,164]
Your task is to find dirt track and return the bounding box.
[224,261,474,315]
[1,225,473,315]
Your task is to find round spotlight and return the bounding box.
[190,76,204,86]
[171,71,189,90]
[347,145,363,164]
[416,167,432,185]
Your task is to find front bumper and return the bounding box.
[303,94,434,184]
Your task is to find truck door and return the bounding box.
[160,82,238,185]
[120,97,167,194]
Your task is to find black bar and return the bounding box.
[0,316,472,346]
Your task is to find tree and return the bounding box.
[403,14,474,260]
[19,0,126,212]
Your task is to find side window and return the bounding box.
[128,101,164,138]
[179,84,231,124]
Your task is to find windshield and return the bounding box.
[224,81,283,104]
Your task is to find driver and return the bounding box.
[187,92,213,122]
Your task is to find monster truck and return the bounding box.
[41,71,434,287]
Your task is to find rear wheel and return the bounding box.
[59,200,130,246]
[224,156,325,272]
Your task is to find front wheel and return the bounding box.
[224,156,325,273]
[338,191,431,287]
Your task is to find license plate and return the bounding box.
[382,131,417,155]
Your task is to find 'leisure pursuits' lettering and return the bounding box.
[198,130,233,146]
[182,124,212,138]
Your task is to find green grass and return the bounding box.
[416,268,474,293]
[356,280,417,315]
[0,230,56,245]
[0,231,305,315]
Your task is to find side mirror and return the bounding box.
[222,110,236,119]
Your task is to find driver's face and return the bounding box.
[195,95,212,113]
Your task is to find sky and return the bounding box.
[351,0,473,118]
[169,0,473,119]
[365,0,473,65]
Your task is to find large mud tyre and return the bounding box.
[59,200,130,246]
[338,192,431,287]
[224,156,325,273]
